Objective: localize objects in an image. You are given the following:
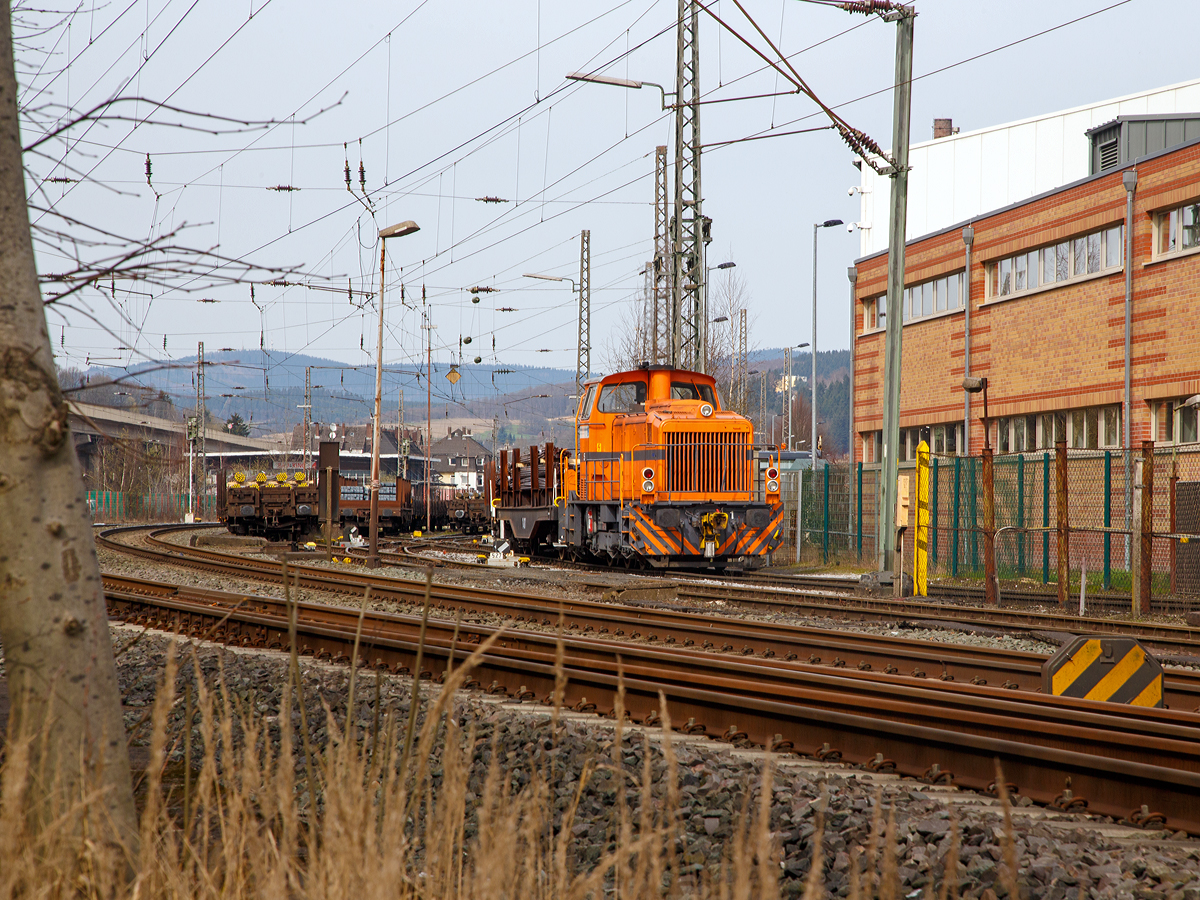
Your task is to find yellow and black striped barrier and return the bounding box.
[1042,636,1164,708]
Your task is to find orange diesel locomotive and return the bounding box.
[493,364,784,571]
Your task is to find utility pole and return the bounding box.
[878,7,917,576]
[653,145,670,364]
[196,341,206,520]
[671,0,706,371]
[424,286,432,534]
[577,229,591,395]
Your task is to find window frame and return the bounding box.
[1153,398,1200,446]
[1152,200,1200,261]
[986,224,1124,303]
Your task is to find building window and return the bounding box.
[898,423,962,460]
[994,416,1037,454]
[901,271,965,324]
[988,224,1123,300]
[862,296,886,333]
[1153,399,1200,445]
[1037,413,1065,449]
[862,431,883,462]
[1155,201,1200,258]
[1059,405,1121,450]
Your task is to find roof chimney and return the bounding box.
[933,118,958,139]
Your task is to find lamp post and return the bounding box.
[963,376,996,604]
[701,261,736,373]
[783,342,810,452]
[566,71,669,108]
[812,219,843,469]
[524,272,583,390]
[367,219,420,569]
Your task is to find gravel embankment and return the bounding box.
[111,627,1200,900]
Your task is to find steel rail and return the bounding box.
[98,526,1200,708]
[103,575,1200,834]
[676,583,1200,657]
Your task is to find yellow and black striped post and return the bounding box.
[1042,636,1164,708]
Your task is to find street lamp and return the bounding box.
[962,376,989,449]
[566,71,670,109]
[368,219,420,569]
[812,219,843,469]
[703,261,736,371]
[783,341,810,452]
[524,272,587,392]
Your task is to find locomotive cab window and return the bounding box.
[597,381,647,414]
[578,384,597,419]
[670,382,717,405]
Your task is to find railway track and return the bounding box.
[373,537,1200,661]
[99,524,1200,688]
[102,567,1200,834]
[384,534,1188,617]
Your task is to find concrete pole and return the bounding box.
[811,223,819,471]
[878,9,915,574]
[848,265,858,551]
[367,242,386,568]
[848,266,858,461]
[962,226,974,454]
[1123,170,1137,572]
[784,346,792,450]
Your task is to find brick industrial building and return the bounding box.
[851,90,1200,465]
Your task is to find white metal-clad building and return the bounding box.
[852,77,1200,256]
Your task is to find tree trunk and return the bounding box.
[0,0,137,847]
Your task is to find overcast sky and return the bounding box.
[22,0,1197,391]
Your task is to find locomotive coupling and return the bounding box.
[699,510,731,558]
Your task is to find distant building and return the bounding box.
[430,428,492,491]
[292,422,428,482]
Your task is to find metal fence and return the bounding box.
[784,445,1200,602]
[88,491,216,523]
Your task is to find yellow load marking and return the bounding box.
[1050,638,1101,696]
[1084,644,1145,702]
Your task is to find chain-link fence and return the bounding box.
[88,491,216,523]
[788,444,1200,603]
[774,464,878,567]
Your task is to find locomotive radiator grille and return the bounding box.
[663,432,750,495]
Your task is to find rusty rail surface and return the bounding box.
[97,525,1200,708]
[103,571,1200,834]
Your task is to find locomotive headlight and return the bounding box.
[642,467,654,480]
[767,480,780,493]
[642,479,655,493]
[766,466,779,480]
[699,403,713,417]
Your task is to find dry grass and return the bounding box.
[0,631,988,900]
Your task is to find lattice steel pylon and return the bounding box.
[577,229,591,395]
[653,145,670,364]
[671,0,705,371]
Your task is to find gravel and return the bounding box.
[110,626,1200,899]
